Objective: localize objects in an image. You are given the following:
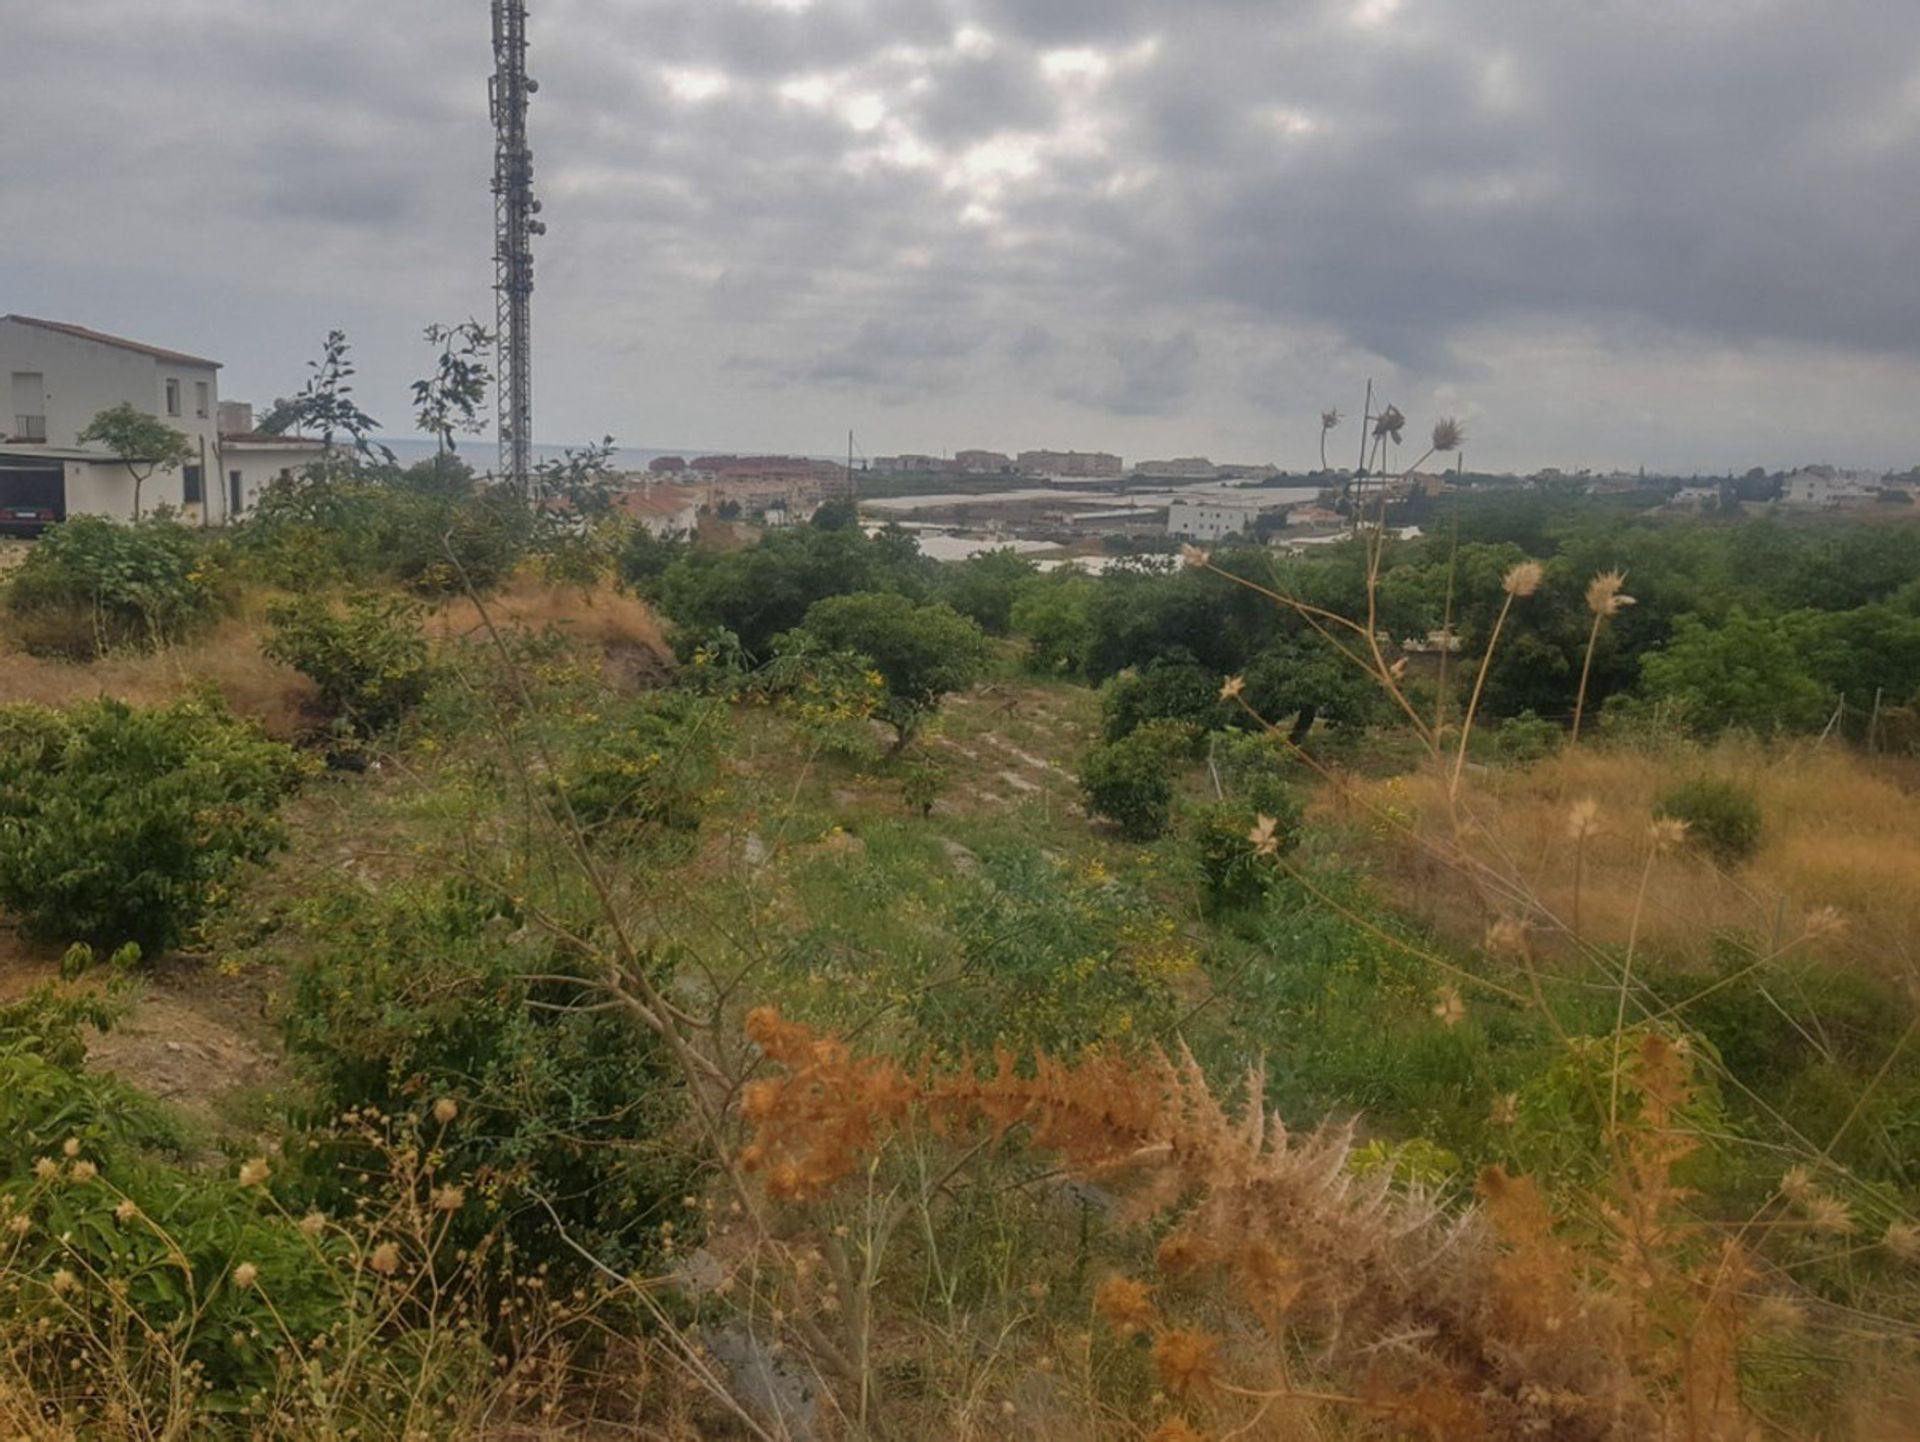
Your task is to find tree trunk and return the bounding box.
[1288,705,1318,748]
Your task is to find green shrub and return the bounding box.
[796,592,992,749]
[3,515,223,656]
[235,466,532,596]
[899,753,949,818]
[1494,709,1563,763]
[550,693,723,844]
[1100,655,1222,747]
[280,880,694,1281]
[0,697,306,950]
[1188,797,1297,915]
[1654,776,1764,865]
[917,847,1180,1053]
[263,592,434,736]
[1079,719,1196,840]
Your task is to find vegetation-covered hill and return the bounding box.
[2,472,1918,1438]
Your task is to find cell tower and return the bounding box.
[489,0,543,494]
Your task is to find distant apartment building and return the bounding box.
[1215,462,1282,481]
[1134,457,1218,481]
[2,314,226,525]
[1017,448,1123,479]
[687,454,845,519]
[1780,466,1882,507]
[1168,496,1265,543]
[954,449,1011,474]
[872,453,944,473]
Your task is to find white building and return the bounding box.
[217,403,328,518]
[2,314,226,525]
[1169,496,1264,542]
[1780,466,1881,507]
[615,482,700,538]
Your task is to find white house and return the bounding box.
[1168,496,1263,542]
[1780,466,1881,507]
[2,314,225,526]
[216,402,328,518]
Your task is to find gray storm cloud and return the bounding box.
[4,0,1917,470]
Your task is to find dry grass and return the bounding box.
[427,570,674,689]
[1334,740,1920,979]
[0,613,316,739]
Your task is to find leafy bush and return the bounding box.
[263,592,434,736]
[797,592,991,749]
[1494,709,1563,763]
[899,753,949,817]
[1100,654,1222,747]
[942,548,1038,634]
[2,515,223,657]
[550,693,723,844]
[652,523,934,657]
[916,847,1182,1052]
[1654,776,1764,865]
[1009,568,1097,674]
[235,464,532,596]
[0,697,306,950]
[1079,719,1196,840]
[281,880,693,1281]
[1188,798,1297,915]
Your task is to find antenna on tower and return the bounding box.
[490,0,542,497]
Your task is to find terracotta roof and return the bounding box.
[2,314,222,369]
[616,485,700,518]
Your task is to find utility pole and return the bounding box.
[490,0,543,497]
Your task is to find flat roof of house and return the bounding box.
[0,443,113,463]
[222,431,327,448]
[2,314,222,369]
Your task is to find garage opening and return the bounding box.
[0,463,66,534]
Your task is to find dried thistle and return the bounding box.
[1485,916,1531,959]
[232,1262,258,1290]
[1179,543,1211,568]
[1247,814,1280,857]
[1219,674,1245,701]
[1502,561,1545,598]
[68,1160,97,1184]
[1648,817,1691,853]
[113,1199,139,1224]
[1751,1294,1805,1335]
[432,1097,460,1124]
[1320,408,1342,432]
[238,1157,272,1188]
[1432,984,1467,1028]
[1882,1221,1920,1262]
[1153,1329,1223,1399]
[431,1185,467,1212]
[1094,1275,1158,1336]
[1803,905,1847,942]
[1565,798,1601,842]
[1780,1166,1818,1205]
[1147,1421,1208,1442]
[1806,1195,1854,1236]
[1431,417,1465,453]
[1371,405,1406,442]
[1585,570,1635,618]
[370,1242,402,1276]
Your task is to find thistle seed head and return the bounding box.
[1503,561,1545,598]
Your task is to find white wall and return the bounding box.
[221,442,326,518]
[0,319,220,520]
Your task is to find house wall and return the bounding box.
[0,319,220,520]
[222,444,326,518]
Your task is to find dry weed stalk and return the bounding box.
[1571,571,1635,745]
[740,1007,1675,1440]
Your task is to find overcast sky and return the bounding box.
[6,0,1919,472]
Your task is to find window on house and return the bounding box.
[183,465,204,506]
[195,381,210,418]
[165,379,181,416]
[229,470,244,516]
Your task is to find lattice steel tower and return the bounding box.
[490,0,543,493]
